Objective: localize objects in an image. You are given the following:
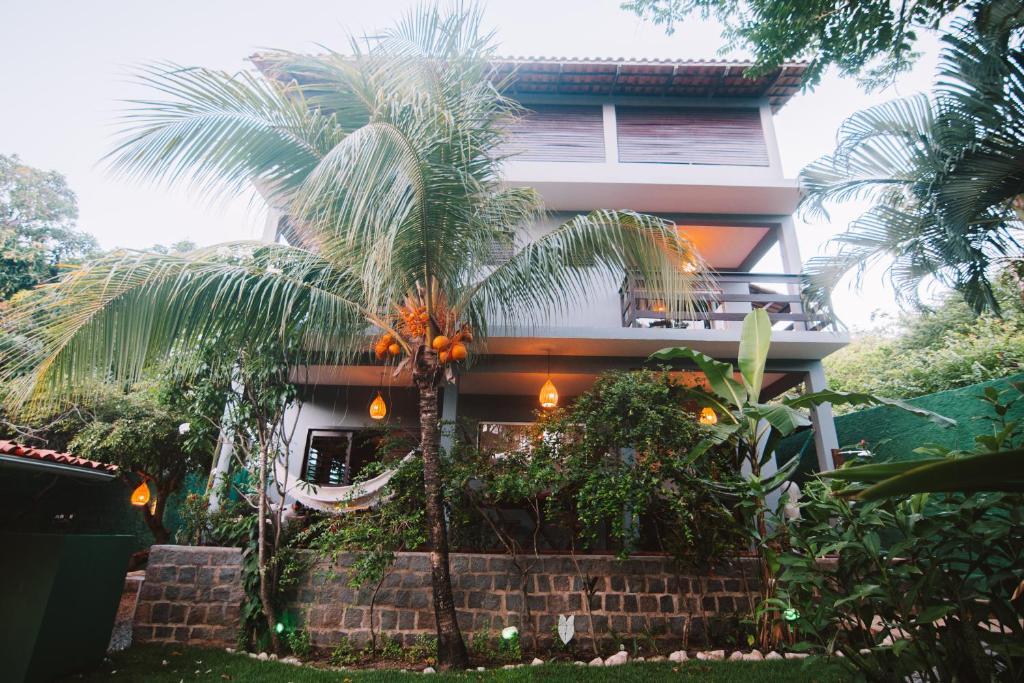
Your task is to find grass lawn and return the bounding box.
[62,644,850,682]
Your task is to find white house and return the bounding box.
[249,57,848,512]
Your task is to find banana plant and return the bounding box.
[649,308,954,479]
[649,308,955,650]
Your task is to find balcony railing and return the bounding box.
[620,271,836,332]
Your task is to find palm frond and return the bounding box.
[106,63,344,203]
[461,210,708,336]
[2,244,368,410]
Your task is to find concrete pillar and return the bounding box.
[602,103,619,164]
[777,216,806,329]
[720,280,753,330]
[806,361,839,472]
[207,371,243,512]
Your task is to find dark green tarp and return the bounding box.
[779,374,1024,481]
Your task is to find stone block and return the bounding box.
[622,595,638,613]
[647,577,665,593]
[177,567,197,584]
[659,595,674,613]
[186,606,208,625]
[140,583,163,601]
[343,608,365,629]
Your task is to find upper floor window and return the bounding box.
[501,105,605,163]
[616,106,769,167]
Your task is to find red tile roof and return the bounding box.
[0,439,119,475]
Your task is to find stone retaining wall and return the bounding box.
[134,546,244,647]
[134,545,759,650]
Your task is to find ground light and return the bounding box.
[699,406,718,425]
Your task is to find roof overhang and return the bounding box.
[491,58,807,111]
[0,440,119,481]
[250,54,807,111]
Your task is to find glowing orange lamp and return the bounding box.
[539,351,559,409]
[130,481,151,507]
[699,407,718,426]
[539,378,559,409]
[369,392,387,420]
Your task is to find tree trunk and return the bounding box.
[257,447,281,653]
[143,484,172,545]
[414,351,469,670]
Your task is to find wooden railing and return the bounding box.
[619,271,836,331]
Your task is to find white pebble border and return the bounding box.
[227,647,835,673]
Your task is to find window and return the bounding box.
[478,422,535,457]
[616,106,769,166]
[301,429,383,486]
[500,105,606,162]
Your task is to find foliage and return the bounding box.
[526,370,746,565]
[301,451,426,590]
[621,0,963,89]
[0,154,97,300]
[285,629,312,658]
[801,4,1024,314]
[825,275,1024,401]
[650,309,954,649]
[776,382,1024,680]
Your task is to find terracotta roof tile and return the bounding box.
[250,54,808,112]
[0,439,119,475]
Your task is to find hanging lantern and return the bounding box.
[699,406,718,426]
[539,378,559,410]
[369,392,387,420]
[130,481,151,507]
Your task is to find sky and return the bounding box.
[0,1,942,329]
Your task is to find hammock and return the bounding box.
[274,452,415,513]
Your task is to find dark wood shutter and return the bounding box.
[616,107,769,166]
[501,105,605,162]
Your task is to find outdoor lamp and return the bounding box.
[539,351,558,409]
[539,379,559,409]
[130,481,151,507]
[369,391,387,420]
[699,406,718,425]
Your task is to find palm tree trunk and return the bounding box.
[414,354,469,670]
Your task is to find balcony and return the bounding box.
[620,271,837,332]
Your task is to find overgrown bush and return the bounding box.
[775,385,1024,681]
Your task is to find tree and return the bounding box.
[622,0,965,89]
[0,5,705,669]
[0,154,97,300]
[825,271,1024,401]
[801,4,1024,315]
[67,382,215,544]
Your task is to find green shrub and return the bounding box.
[285,629,311,657]
[329,637,359,667]
[775,386,1024,680]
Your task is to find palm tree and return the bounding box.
[0,6,706,669]
[800,4,1024,316]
